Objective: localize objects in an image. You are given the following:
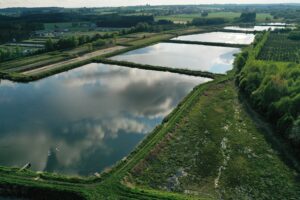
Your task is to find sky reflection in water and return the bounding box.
[223,25,287,32]
[172,32,255,45]
[0,63,209,175]
[112,43,240,74]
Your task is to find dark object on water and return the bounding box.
[19,162,31,171]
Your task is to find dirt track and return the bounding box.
[22,46,126,75]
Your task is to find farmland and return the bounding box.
[257,33,300,63]
[155,12,274,23]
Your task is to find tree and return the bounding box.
[201,12,208,17]
[45,38,54,51]
[192,17,226,26]
[239,12,256,22]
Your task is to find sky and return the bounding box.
[0,0,299,8]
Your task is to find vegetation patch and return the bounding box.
[94,58,220,79]
[257,32,300,63]
[127,79,300,199]
[236,32,300,160]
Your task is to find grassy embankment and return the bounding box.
[125,74,300,199]
[163,40,247,48]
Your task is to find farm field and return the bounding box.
[257,33,300,63]
[155,12,274,23]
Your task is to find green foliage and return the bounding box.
[196,142,222,177]
[288,31,300,40]
[239,12,256,22]
[257,33,300,63]
[191,17,227,26]
[128,80,300,199]
[0,47,23,62]
[201,12,208,17]
[45,38,54,51]
[237,32,300,150]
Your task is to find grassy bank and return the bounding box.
[126,77,300,199]
[94,58,221,79]
[164,40,247,48]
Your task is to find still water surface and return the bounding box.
[172,32,255,45]
[0,63,209,175]
[112,43,240,73]
[224,25,287,32]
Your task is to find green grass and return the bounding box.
[127,79,300,199]
[0,52,69,71]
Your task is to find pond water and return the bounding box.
[0,63,209,175]
[172,32,255,45]
[224,25,287,32]
[112,43,240,74]
[259,22,294,26]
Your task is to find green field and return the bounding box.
[155,12,274,23]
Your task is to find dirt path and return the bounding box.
[22,46,126,76]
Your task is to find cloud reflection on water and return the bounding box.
[0,64,209,175]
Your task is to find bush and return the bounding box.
[236,32,300,152]
[288,31,300,40]
[239,12,256,22]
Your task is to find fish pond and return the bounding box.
[223,25,287,32]
[0,63,209,175]
[172,32,255,45]
[112,43,240,74]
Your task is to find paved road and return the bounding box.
[23,46,126,75]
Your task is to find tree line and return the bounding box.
[235,32,300,155]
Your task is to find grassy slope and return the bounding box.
[127,77,300,199]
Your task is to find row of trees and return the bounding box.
[45,34,109,51]
[236,33,300,153]
[191,11,256,27]
[96,15,154,28]
[0,47,23,62]
[288,31,300,40]
[191,18,227,26]
[45,20,177,52]
[239,12,256,22]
